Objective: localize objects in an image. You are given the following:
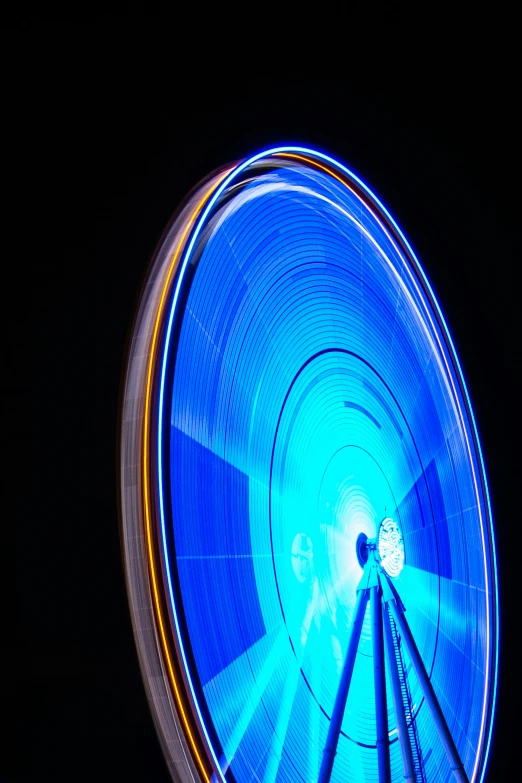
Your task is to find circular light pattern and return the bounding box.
[119,147,499,783]
[378,518,405,578]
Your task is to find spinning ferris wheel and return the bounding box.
[119,147,498,783]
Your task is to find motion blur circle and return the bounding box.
[119,147,498,783]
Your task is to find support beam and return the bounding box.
[388,599,469,783]
[383,605,416,783]
[318,588,369,783]
[371,585,391,783]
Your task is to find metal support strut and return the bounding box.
[383,604,417,782]
[318,542,470,783]
[371,585,391,783]
[317,588,369,783]
[388,598,469,783]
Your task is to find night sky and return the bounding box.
[10,20,519,783]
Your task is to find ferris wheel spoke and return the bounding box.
[263,652,303,783]
[307,627,322,783]
[208,626,287,780]
[263,585,325,782]
[398,565,440,617]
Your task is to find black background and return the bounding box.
[10,19,519,783]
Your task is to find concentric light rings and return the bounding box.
[120,147,498,783]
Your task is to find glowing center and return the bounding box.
[377,517,405,577]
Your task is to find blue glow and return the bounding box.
[156,147,498,783]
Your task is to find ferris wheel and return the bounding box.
[119,147,498,783]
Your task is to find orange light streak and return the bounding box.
[275,151,355,192]
[142,170,232,782]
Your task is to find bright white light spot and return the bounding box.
[378,517,405,577]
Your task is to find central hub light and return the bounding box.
[377,517,405,577]
[355,532,369,568]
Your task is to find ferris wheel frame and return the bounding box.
[119,146,499,783]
